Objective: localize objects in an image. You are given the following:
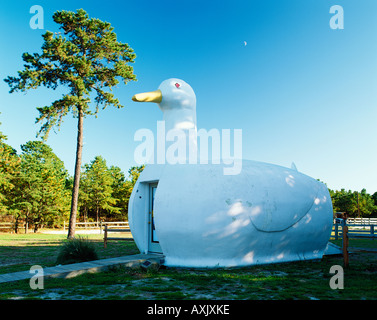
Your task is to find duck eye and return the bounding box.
[175,83,181,88]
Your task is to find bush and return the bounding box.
[56,236,98,265]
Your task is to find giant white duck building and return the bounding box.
[128,78,334,268]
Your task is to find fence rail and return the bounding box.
[0,222,13,230]
[103,224,132,248]
[63,221,129,232]
[332,223,376,240]
[0,221,129,233]
[336,218,377,225]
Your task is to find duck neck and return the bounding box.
[162,108,198,164]
[163,108,196,133]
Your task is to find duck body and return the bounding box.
[129,78,333,267]
[129,160,333,267]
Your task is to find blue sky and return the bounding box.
[0,0,376,193]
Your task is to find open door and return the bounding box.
[148,182,162,253]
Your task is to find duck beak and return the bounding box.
[132,89,162,103]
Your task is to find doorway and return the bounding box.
[148,182,162,253]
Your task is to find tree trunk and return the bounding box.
[68,108,84,239]
[24,209,29,234]
[83,206,88,223]
[14,216,19,234]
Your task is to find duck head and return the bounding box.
[132,78,197,132]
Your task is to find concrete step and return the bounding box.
[0,253,164,284]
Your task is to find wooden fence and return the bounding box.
[103,224,132,248]
[332,223,376,240]
[63,221,129,234]
[0,222,13,230]
[342,217,377,225]
[332,218,377,268]
[0,221,129,234]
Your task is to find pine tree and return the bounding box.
[12,141,70,232]
[4,9,136,238]
[108,165,129,219]
[81,156,119,223]
[0,132,20,217]
[128,165,145,185]
[331,188,377,218]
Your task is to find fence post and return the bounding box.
[335,223,339,240]
[104,225,108,249]
[371,225,375,241]
[342,221,349,268]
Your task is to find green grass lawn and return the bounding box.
[0,232,376,300]
[0,232,139,274]
[331,238,377,250]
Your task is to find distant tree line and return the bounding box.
[0,131,144,233]
[329,188,377,218]
[78,156,144,224]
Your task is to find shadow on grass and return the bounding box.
[0,234,139,274]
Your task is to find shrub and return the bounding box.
[56,236,98,265]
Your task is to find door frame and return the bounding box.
[148,182,162,253]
